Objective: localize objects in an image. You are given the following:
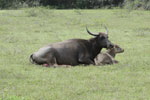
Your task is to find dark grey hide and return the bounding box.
[30,27,114,67]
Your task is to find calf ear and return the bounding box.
[115,45,119,48]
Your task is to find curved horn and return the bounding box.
[86,27,99,36]
[104,26,108,35]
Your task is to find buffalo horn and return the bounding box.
[86,27,99,36]
[104,26,108,35]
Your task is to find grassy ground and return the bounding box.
[0,8,150,100]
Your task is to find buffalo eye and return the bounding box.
[100,36,105,40]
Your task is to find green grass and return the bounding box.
[0,7,150,100]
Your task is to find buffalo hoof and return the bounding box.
[43,64,49,67]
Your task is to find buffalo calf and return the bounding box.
[94,44,124,65]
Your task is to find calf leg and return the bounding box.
[112,60,119,64]
[110,58,119,64]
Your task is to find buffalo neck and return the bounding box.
[88,37,102,58]
[107,49,116,58]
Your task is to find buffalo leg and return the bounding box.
[43,54,57,67]
[78,56,95,65]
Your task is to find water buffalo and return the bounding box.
[94,44,124,65]
[30,27,114,67]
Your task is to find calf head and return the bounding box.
[112,45,124,53]
[86,26,114,49]
[114,45,124,53]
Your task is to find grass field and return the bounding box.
[0,8,150,100]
